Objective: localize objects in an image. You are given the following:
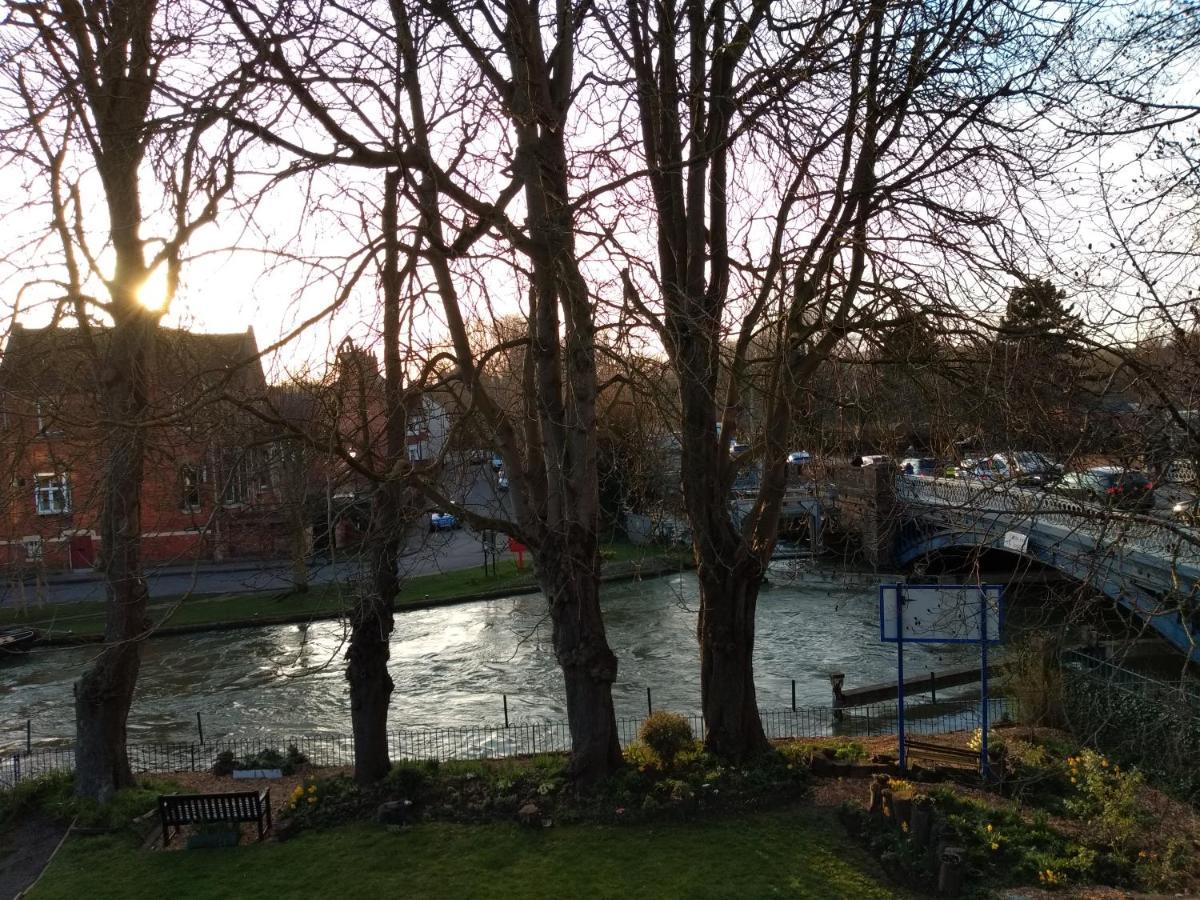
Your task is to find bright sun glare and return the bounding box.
[137,265,170,310]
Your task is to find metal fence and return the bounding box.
[1062,649,1200,802]
[1,697,1016,791]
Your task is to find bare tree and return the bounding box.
[219,0,624,784]
[597,0,1095,756]
[0,0,241,800]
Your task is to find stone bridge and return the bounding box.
[829,466,1200,661]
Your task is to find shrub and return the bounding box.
[386,762,431,801]
[212,744,310,777]
[1063,749,1146,852]
[833,740,867,762]
[211,750,237,777]
[638,712,694,768]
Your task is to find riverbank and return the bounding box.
[1,545,693,647]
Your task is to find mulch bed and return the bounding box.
[157,766,351,850]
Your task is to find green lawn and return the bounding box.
[0,543,691,640]
[30,808,904,900]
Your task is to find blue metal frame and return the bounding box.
[878,583,1004,644]
[882,581,1001,778]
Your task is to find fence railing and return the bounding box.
[1,697,1017,791]
[1061,649,1200,802]
[897,474,1200,564]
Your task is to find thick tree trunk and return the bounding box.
[347,484,399,785]
[289,503,310,594]
[74,321,152,802]
[540,533,622,787]
[696,552,770,759]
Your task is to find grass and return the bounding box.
[30,808,905,900]
[0,542,691,640]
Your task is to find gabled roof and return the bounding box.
[0,324,267,400]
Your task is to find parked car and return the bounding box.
[1054,467,1155,511]
[497,472,510,492]
[491,454,504,471]
[429,511,461,532]
[899,457,939,476]
[728,441,750,458]
[963,452,1061,487]
[786,450,811,465]
[853,454,891,466]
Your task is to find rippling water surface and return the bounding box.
[0,569,982,750]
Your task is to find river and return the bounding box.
[0,568,985,752]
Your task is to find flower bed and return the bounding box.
[838,732,1200,894]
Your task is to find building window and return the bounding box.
[407,445,423,462]
[216,448,268,507]
[22,536,43,561]
[180,464,201,512]
[34,473,71,515]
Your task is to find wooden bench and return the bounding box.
[904,738,981,770]
[158,790,272,846]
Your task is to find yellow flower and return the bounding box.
[986,824,993,833]
[307,797,317,805]
[990,842,999,851]
[900,822,908,833]
[307,785,317,794]
[1070,777,1076,784]
[1101,758,1109,768]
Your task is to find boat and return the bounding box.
[0,626,38,654]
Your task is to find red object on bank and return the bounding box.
[507,536,527,569]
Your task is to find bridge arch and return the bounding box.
[897,529,1200,661]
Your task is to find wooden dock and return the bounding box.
[831,663,1002,709]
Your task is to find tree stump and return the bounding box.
[880,788,895,823]
[910,799,934,847]
[937,846,966,896]
[868,774,888,815]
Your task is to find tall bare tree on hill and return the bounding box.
[0,0,242,801]
[600,0,1099,756]
[220,0,624,784]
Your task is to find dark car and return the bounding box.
[899,457,940,476]
[1055,467,1155,511]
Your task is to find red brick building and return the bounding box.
[0,324,287,571]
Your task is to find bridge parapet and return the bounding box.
[897,475,1200,565]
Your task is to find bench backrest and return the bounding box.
[159,791,267,826]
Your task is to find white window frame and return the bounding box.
[180,464,202,512]
[34,472,71,515]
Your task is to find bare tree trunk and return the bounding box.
[346,170,406,784]
[696,548,768,758]
[540,532,622,785]
[348,481,399,784]
[289,501,310,593]
[74,316,153,802]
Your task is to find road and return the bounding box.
[1,461,517,606]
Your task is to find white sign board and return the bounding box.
[879,584,1002,644]
[1002,530,1029,554]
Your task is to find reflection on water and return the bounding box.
[0,570,983,751]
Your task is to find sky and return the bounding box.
[0,0,1195,383]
